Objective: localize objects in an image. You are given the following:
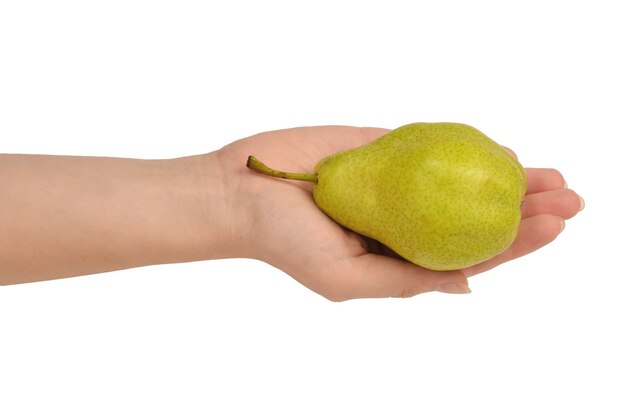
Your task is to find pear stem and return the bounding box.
[246,156,318,184]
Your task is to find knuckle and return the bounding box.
[323,292,349,302]
[320,284,351,302]
[547,168,566,187]
[398,285,423,299]
[398,288,415,298]
[318,279,351,302]
[316,266,355,302]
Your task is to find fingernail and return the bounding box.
[578,195,585,212]
[438,282,471,295]
[560,219,566,232]
[564,180,568,188]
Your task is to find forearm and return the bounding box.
[0,152,234,285]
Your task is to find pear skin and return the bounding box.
[247,123,527,271]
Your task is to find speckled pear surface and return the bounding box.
[312,123,526,270]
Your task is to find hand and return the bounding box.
[218,126,584,301]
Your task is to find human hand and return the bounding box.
[217,126,583,301]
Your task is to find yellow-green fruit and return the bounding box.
[247,122,527,271]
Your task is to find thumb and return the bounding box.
[329,253,471,300]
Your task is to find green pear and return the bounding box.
[246,123,527,270]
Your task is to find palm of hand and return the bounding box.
[219,126,582,300]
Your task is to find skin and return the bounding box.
[0,126,584,300]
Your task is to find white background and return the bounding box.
[0,1,624,417]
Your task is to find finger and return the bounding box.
[525,168,567,194]
[522,188,583,219]
[359,127,391,144]
[325,254,469,300]
[463,214,564,277]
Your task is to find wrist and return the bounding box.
[183,149,257,261]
